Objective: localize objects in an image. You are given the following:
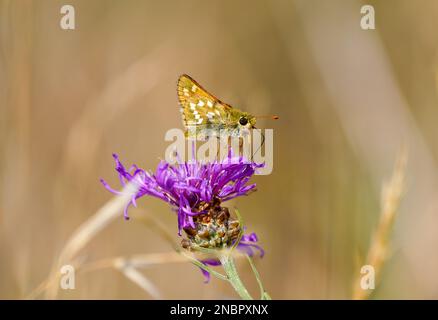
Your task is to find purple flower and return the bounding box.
[200,259,222,283]
[238,232,265,258]
[101,152,266,283]
[101,153,263,234]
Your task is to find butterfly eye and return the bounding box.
[239,117,248,126]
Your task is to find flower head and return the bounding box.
[101,153,262,234]
[101,152,265,283]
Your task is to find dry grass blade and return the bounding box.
[28,252,189,299]
[113,259,162,299]
[79,252,187,273]
[60,183,139,262]
[43,182,139,299]
[352,148,407,300]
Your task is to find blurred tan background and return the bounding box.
[1,0,438,299]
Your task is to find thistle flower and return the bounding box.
[101,152,265,282]
[101,153,261,231]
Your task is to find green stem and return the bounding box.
[220,254,253,300]
[246,255,271,300]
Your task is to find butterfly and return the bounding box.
[177,74,277,140]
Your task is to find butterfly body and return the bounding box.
[177,74,256,140]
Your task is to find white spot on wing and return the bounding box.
[207,112,215,119]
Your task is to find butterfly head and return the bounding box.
[237,112,256,129]
[237,111,279,130]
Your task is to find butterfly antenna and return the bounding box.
[251,128,265,161]
[251,115,277,160]
[255,115,279,120]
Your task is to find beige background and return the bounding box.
[1,0,438,299]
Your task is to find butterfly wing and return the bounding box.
[177,74,233,139]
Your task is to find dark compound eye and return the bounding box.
[239,117,248,126]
